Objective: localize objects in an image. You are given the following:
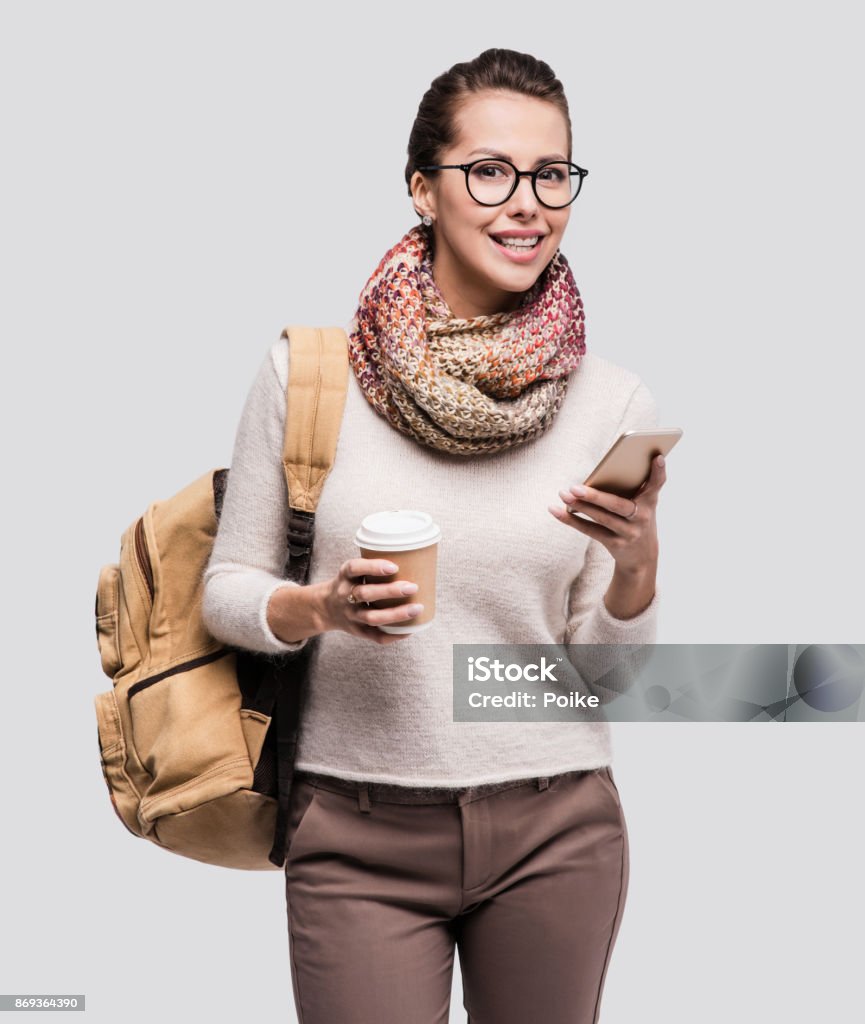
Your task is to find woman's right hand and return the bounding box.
[318,558,424,645]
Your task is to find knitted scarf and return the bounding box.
[347,224,586,456]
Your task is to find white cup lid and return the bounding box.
[355,510,441,551]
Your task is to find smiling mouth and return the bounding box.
[489,233,544,252]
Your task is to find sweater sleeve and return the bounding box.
[563,378,661,698]
[201,340,310,656]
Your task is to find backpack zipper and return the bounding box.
[128,647,233,698]
[134,517,155,601]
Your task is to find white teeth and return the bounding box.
[494,235,540,249]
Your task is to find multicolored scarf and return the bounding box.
[347,224,586,456]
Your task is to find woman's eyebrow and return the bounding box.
[464,148,569,166]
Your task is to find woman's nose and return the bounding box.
[505,174,540,216]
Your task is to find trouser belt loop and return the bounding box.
[537,776,550,791]
[357,783,372,813]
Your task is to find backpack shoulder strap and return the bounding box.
[278,325,349,514]
[266,325,348,869]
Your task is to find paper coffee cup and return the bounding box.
[354,510,440,634]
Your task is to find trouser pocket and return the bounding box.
[285,781,319,860]
[593,765,623,811]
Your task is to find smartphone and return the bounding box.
[582,428,683,499]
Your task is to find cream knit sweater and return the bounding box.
[201,327,661,786]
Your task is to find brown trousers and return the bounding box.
[283,765,629,1024]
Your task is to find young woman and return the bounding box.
[203,47,667,1024]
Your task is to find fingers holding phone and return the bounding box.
[547,428,681,568]
[582,428,682,501]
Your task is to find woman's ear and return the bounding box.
[410,170,436,221]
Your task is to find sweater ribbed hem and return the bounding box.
[292,759,613,789]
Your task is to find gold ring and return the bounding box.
[624,501,639,520]
[347,585,360,605]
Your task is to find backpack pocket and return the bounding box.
[94,688,144,837]
[239,708,271,774]
[126,649,253,822]
[95,563,122,679]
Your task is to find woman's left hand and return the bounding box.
[548,454,667,574]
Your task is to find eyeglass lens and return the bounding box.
[467,161,582,207]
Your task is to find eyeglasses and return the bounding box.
[416,158,588,209]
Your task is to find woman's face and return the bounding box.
[411,90,573,319]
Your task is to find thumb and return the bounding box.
[638,454,666,498]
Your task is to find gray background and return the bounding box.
[1,1,862,1020]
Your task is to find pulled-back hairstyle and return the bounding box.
[405,48,572,197]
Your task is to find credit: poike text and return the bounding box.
[468,690,600,708]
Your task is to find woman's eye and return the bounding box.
[473,163,508,179]
[538,167,565,183]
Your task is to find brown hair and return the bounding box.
[405,48,572,197]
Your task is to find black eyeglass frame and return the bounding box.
[416,158,589,209]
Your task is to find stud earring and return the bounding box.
[421,215,433,227]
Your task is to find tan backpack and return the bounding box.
[93,326,349,871]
